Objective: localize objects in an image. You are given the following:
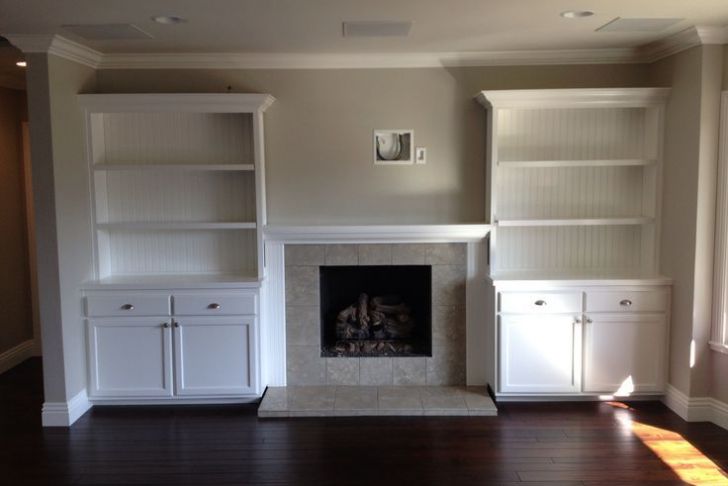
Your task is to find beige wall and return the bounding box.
[96,64,649,225]
[650,45,723,398]
[0,86,32,355]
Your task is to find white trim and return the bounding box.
[663,384,728,430]
[263,224,490,244]
[3,27,728,71]
[4,34,101,68]
[260,241,286,387]
[710,341,728,355]
[0,340,35,375]
[41,389,92,427]
[77,93,276,113]
[477,88,670,109]
[97,47,639,70]
[89,397,259,405]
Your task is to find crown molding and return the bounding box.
[638,25,728,63]
[97,47,640,70]
[3,26,727,71]
[4,34,101,68]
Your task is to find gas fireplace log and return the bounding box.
[358,294,371,332]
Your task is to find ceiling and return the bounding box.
[0,0,727,55]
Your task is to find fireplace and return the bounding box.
[320,265,432,358]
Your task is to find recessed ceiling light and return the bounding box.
[16,60,26,67]
[151,15,187,25]
[561,10,595,19]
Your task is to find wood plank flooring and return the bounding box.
[2,358,728,485]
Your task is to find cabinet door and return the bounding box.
[499,314,581,393]
[87,318,173,397]
[583,314,666,394]
[173,316,257,396]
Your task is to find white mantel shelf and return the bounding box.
[262,224,491,243]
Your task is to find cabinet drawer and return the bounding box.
[586,290,668,313]
[499,292,581,314]
[86,293,171,317]
[173,291,257,316]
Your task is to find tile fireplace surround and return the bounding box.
[285,243,467,386]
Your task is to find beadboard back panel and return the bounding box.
[94,112,253,165]
[495,166,646,220]
[103,229,258,277]
[495,225,643,274]
[98,171,256,223]
[496,108,646,162]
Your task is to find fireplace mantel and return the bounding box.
[263,224,491,244]
[259,224,492,389]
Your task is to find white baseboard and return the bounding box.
[0,339,35,375]
[663,384,728,430]
[42,389,92,427]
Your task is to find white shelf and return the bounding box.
[82,273,263,290]
[96,222,257,231]
[497,159,654,168]
[495,217,653,227]
[94,163,255,171]
[489,269,672,286]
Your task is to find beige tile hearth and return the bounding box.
[258,385,497,418]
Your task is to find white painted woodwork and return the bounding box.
[493,282,670,397]
[586,289,668,313]
[173,291,257,316]
[477,88,668,278]
[86,292,171,317]
[499,314,581,393]
[80,94,274,283]
[499,291,581,314]
[87,318,173,398]
[173,316,257,396]
[102,229,258,278]
[582,314,667,393]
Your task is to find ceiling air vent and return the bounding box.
[597,17,683,32]
[343,21,413,37]
[62,24,153,40]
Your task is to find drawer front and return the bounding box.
[586,290,668,313]
[499,292,582,314]
[173,291,257,316]
[86,293,171,317]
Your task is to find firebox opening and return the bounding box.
[320,265,432,358]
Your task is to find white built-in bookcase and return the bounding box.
[79,94,275,284]
[476,88,669,279]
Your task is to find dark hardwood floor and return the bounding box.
[2,358,728,485]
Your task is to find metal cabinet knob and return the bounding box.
[574,317,581,324]
[534,300,547,306]
[620,299,633,307]
[586,317,593,324]
[208,303,221,310]
[162,322,170,328]
[174,321,180,328]
[121,304,134,311]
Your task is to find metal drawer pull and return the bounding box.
[173,321,180,328]
[586,317,593,323]
[620,299,633,307]
[574,318,581,324]
[208,303,221,310]
[121,304,134,311]
[534,300,547,306]
[162,322,170,328]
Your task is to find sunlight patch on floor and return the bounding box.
[615,413,728,485]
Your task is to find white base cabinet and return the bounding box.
[582,313,667,394]
[85,289,260,401]
[88,318,173,398]
[174,316,256,396]
[494,281,670,397]
[499,314,581,393]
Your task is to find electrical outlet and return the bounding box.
[415,147,426,165]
